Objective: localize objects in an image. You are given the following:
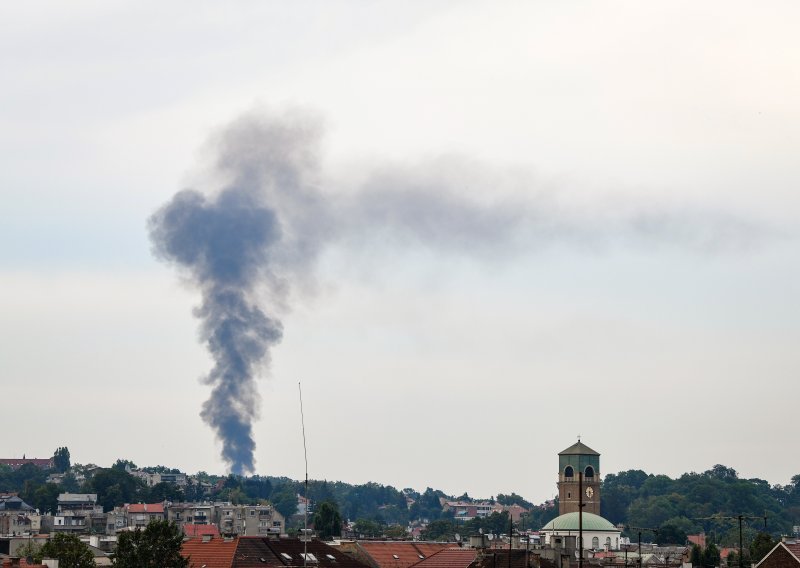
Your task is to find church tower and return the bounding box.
[558,440,601,515]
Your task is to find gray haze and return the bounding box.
[150,109,764,473]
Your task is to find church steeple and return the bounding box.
[557,439,601,516]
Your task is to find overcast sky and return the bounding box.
[2,1,799,504]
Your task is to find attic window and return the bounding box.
[281,553,293,561]
[418,555,425,559]
[326,554,337,560]
[302,553,318,563]
[393,555,400,559]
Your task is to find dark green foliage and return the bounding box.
[313,500,343,540]
[702,543,721,567]
[53,447,71,473]
[606,467,795,544]
[40,533,96,568]
[22,482,61,514]
[462,511,510,536]
[112,459,137,472]
[86,468,145,511]
[113,519,188,567]
[496,492,534,509]
[353,518,385,537]
[691,545,702,566]
[657,520,688,545]
[422,519,457,541]
[147,482,184,503]
[749,532,776,563]
[272,484,300,519]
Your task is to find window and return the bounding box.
[250,510,256,516]
[567,492,571,499]
[564,466,574,478]
[605,537,611,547]
[585,466,595,478]
[592,537,599,549]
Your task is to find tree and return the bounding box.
[87,468,143,511]
[313,501,343,540]
[17,540,43,562]
[691,544,702,567]
[658,519,689,545]
[112,459,137,472]
[272,485,299,519]
[422,519,456,541]
[113,519,188,568]
[53,447,71,473]
[147,482,184,503]
[353,518,384,537]
[749,532,776,563]
[40,533,96,568]
[702,543,721,567]
[23,482,61,514]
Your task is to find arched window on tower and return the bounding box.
[592,537,599,549]
[606,537,611,548]
[585,466,595,478]
[564,466,574,478]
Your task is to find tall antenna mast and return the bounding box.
[299,382,309,568]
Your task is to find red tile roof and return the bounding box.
[356,542,453,568]
[182,536,239,568]
[128,502,165,514]
[687,534,706,548]
[185,524,221,538]
[410,548,476,568]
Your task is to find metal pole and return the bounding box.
[638,531,642,568]
[739,516,743,568]
[299,383,309,568]
[579,471,584,568]
[509,514,513,568]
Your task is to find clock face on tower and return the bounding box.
[585,487,594,499]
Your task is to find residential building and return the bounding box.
[338,541,453,568]
[0,458,54,471]
[0,496,41,536]
[754,541,800,568]
[126,502,165,528]
[51,494,103,534]
[442,501,494,522]
[181,536,370,568]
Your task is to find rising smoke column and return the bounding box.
[148,111,328,474]
[149,109,761,474]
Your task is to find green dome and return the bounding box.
[542,512,618,532]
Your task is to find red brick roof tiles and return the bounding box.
[185,524,222,538]
[128,502,165,514]
[410,548,476,568]
[182,536,239,568]
[357,542,453,568]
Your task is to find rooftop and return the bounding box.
[182,536,238,568]
[541,512,618,532]
[558,441,600,456]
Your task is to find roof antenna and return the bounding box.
[299,382,309,568]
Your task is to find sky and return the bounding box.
[1,1,799,504]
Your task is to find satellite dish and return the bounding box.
[487,534,494,541]
[479,528,483,535]
[454,533,461,542]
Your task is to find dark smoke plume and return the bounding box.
[149,109,763,473]
[148,111,328,474]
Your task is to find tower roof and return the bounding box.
[559,441,599,456]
